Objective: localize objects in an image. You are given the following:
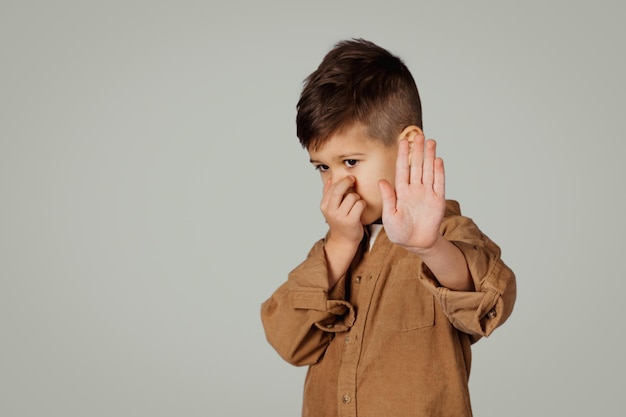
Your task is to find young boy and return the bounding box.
[261,39,516,417]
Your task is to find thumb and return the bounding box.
[378,179,396,216]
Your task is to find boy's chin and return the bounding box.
[361,212,383,226]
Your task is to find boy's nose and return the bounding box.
[331,173,355,190]
[330,172,348,185]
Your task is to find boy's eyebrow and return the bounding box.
[309,153,367,164]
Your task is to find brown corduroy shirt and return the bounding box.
[261,200,516,417]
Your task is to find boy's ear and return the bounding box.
[398,125,423,164]
[397,125,423,144]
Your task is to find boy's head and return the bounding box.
[296,38,422,151]
[298,39,424,225]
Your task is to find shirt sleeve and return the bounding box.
[260,239,356,366]
[417,201,517,341]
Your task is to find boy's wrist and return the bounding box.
[405,234,445,259]
[324,233,361,289]
[325,234,361,258]
[406,236,474,291]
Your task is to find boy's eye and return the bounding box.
[315,164,329,172]
[344,159,358,168]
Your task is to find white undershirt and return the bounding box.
[369,224,383,250]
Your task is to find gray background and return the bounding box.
[1,0,624,416]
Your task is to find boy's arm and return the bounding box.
[379,134,515,338]
[409,234,473,291]
[320,176,365,288]
[261,239,356,366]
[428,208,516,339]
[379,134,473,291]
[261,172,367,365]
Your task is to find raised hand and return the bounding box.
[378,134,446,252]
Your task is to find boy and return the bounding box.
[261,39,516,417]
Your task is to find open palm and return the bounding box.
[378,134,446,251]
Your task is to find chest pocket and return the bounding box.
[375,258,435,331]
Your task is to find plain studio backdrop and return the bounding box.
[1,1,624,416]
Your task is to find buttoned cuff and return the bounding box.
[288,289,356,333]
[418,241,515,339]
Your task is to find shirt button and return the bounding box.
[342,394,351,404]
[355,276,361,283]
[487,309,497,319]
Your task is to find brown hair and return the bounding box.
[296,38,422,150]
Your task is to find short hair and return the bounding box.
[296,38,422,150]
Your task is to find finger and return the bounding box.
[337,192,361,215]
[409,134,425,185]
[421,139,436,186]
[347,198,366,222]
[320,178,333,211]
[328,176,356,210]
[395,139,410,188]
[378,179,397,218]
[433,157,445,197]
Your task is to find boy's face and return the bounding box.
[308,123,399,225]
